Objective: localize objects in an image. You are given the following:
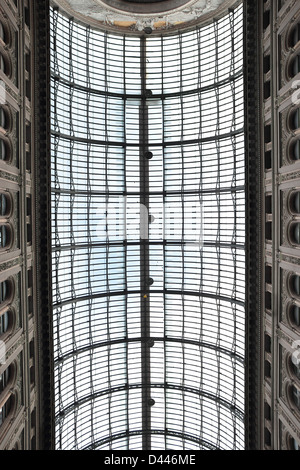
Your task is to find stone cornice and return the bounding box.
[51,0,238,33]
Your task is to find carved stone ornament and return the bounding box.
[280,405,300,441]
[53,0,230,33]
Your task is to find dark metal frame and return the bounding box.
[33,0,54,451]
[243,0,262,451]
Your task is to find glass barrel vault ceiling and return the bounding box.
[50,2,245,451]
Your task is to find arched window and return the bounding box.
[0,363,16,395]
[289,23,300,48]
[0,50,11,78]
[0,363,17,429]
[289,191,300,213]
[0,106,10,132]
[0,310,8,335]
[289,108,300,131]
[288,220,300,246]
[289,303,300,327]
[0,278,14,308]
[0,22,4,42]
[0,224,12,250]
[0,394,16,428]
[288,54,300,79]
[0,192,12,218]
[0,277,15,339]
[0,107,6,129]
[0,280,8,304]
[289,138,300,161]
[0,18,10,46]
[292,140,300,160]
[289,274,300,297]
[0,140,6,162]
[289,352,300,380]
[0,194,6,217]
[291,223,300,244]
[0,53,4,73]
[0,309,13,337]
[290,384,300,412]
[0,138,12,163]
[288,436,300,450]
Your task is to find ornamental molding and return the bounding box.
[52,0,236,33]
[277,327,296,348]
[280,405,300,441]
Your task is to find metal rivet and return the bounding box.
[145,151,153,159]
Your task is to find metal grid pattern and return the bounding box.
[50,3,245,450]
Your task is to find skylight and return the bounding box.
[50,2,245,450]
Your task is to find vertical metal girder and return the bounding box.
[244,0,262,450]
[139,36,151,451]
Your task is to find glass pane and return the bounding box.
[0,54,5,73]
[0,108,5,129]
[0,310,8,335]
[293,223,300,244]
[293,24,300,46]
[293,193,300,213]
[292,304,300,326]
[292,385,300,411]
[0,194,7,216]
[0,140,6,161]
[293,140,300,160]
[293,55,300,77]
[0,281,7,303]
[293,275,300,296]
[292,438,300,450]
[0,22,4,42]
[294,109,300,129]
[0,225,6,247]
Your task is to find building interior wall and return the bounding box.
[0,0,38,450]
[261,0,300,451]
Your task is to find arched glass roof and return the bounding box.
[50,1,245,450]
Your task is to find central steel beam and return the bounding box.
[139,35,152,451]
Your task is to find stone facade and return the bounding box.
[262,0,300,450]
[0,0,39,450]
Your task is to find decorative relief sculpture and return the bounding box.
[55,0,227,32]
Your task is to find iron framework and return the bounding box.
[50,2,245,450]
